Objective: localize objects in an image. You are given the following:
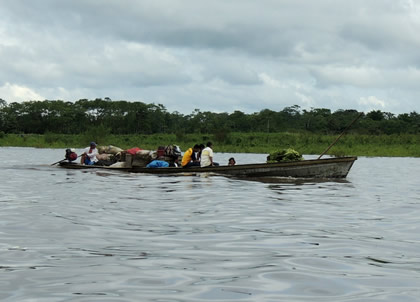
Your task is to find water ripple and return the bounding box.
[1,149,420,301]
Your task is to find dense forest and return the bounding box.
[0,98,419,136]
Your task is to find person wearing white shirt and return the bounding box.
[200,141,219,167]
[81,141,98,165]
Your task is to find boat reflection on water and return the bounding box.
[230,175,351,184]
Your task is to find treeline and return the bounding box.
[1,98,419,135]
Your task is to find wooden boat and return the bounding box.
[58,156,357,179]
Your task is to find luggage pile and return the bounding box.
[96,145,123,166]
[114,144,182,167]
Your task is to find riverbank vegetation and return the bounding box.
[1,132,420,157]
[1,98,419,157]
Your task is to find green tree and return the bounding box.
[366,110,384,121]
[302,108,331,132]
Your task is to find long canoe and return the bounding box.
[58,156,357,179]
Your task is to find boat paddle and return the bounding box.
[317,112,363,159]
[51,154,82,166]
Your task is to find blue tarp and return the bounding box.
[146,160,169,168]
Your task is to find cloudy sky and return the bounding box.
[1,0,420,115]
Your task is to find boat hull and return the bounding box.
[58,157,357,179]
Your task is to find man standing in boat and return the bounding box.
[200,142,219,167]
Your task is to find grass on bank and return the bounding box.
[1,132,420,157]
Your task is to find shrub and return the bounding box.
[82,124,111,146]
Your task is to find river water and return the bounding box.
[1,147,420,301]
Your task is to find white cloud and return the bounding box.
[258,73,284,88]
[0,83,44,103]
[358,96,386,112]
[295,92,314,108]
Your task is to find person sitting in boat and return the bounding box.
[181,144,201,168]
[228,157,236,166]
[65,148,78,162]
[81,142,98,165]
[200,141,219,167]
[197,144,205,161]
[170,157,179,167]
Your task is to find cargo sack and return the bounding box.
[126,147,142,155]
[132,150,157,167]
[164,145,182,158]
[267,148,303,163]
[98,145,124,155]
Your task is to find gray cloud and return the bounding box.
[1,0,420,114]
